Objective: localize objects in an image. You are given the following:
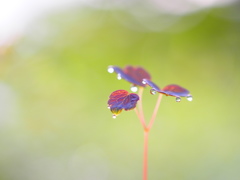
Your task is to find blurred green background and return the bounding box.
[0,2,240,180]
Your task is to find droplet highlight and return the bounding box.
[142,79,146,84]
[112,114,117,119]
[117,74,122,80]
[131,86,138,92]
[150,89,157,95]
[108,66,114,73]
[176,97,181,102]
[187,95,193,101]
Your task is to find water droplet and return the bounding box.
[142,79,146,84]
[108,66,114,73]
[187,95,193,101]
[107,106,110,109]
[150,89,157,95]
[176,97,181,102]
[131,86,138,92]
[112,114,117,119]
[117,74,121,80]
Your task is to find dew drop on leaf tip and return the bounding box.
[131,86,138,92]
[176,97,181,102]
[187,95,193,101]
[117,74,122,80]
[150,89,157,95]
[108,67,114,73]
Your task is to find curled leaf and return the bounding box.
[143,79,191,98]
[108,90,139,117]
[108,65,151,87]
[123,66,151,86]
[161,84,190,97]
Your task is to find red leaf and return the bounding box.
[108,90,139,117]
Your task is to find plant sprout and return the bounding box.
[107,65,192,180]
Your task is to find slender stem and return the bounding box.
[143,130,149,180]
[138,87,145,122]
[147,94,163,130]
[135,87,147,130]
[134,108,147,130]
[135,89,163,180]
[134,107,141,119]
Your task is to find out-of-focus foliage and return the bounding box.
[0,4,240,180]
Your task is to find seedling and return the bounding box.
[107,65,192,180]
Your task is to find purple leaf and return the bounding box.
[108,90,139,117]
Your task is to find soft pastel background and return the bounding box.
[0,0,240,180]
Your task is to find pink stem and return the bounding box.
[143,130,149,180]
[135,87,147,130]
[147,94,163,130]
[134,108,147,130]
[135,89,163,180]
[138,87,145,120]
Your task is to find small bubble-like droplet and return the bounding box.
[176,97,181,102]
[108,67,114,73]
[187,95,193,101]
[150,89,157,95]
[131,86,138,92]
[142,79,146,84]
[112,114,117,119]
[107,106,110,109]
[117,74,122,80]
